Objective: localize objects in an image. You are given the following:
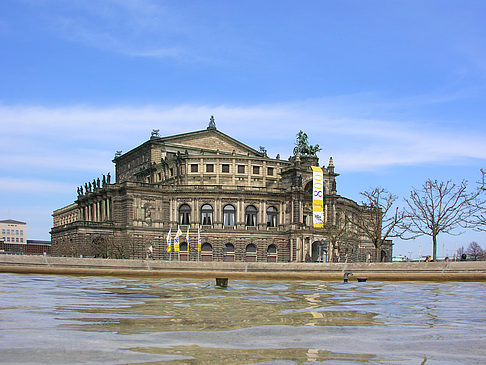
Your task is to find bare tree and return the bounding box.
[90,234,139,259]
[457,245,465,258]
[471,169,486,231]
[354,187,406,262]
[324,213,357,262]
[403,179,479,261]
[466,241,484,261]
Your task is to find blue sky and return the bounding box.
[1,0,485,258]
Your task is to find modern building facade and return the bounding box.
[51,119,392,262]
[0,219,26,244]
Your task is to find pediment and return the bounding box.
[162,129,261,156]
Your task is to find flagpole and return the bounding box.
[166,227,172,262]
[186,226,190,261]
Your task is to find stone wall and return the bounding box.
[0,255,485,281]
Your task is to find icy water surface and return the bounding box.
[0,273,485,364]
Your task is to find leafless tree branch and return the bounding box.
[353,187,406,261]
[403,179,480,261]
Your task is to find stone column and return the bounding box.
[299,200,303,225]
[290,238,293,261]
[101,200,105,221]
[191,198,196,228]
[259,200,263,228]
[169,198,173,225]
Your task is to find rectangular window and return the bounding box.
[237,165,245,174]
[267,167,274,176]
[253,166,260,174]
[206,164,214,173]
[1,229,4,234]
[170,168,174,177]
[20,230,23,235]
[6,229,10,235]
[16,230,19,235]
[191,164,198,172]
[6,237,10,242]
[221,164,230,173]
[16,238,19,242]
[20,238,23,243]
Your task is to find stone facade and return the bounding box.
[51,121,392,262]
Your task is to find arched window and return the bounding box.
[180,242,188,252]
[245,243,257,262]
[246,243,257,253]
[245,205,257,226]
[179,204,191,225]
[267,244,277,262]
[266,206,278,227]
[223,243,235,262]
[224,243,235,254]
[201,242,212,252]
[201,204,213,225]
[223,204,235,226]
[201,242,213,262]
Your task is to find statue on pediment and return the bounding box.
[207,115,216,130]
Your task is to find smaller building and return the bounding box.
[0,220,51,255]
[0,219,27,244]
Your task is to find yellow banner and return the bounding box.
[197,226,201,252]
[311,166,324,228]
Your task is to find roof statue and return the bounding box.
[207,115,217,130]
[293,130,321,156]
[151,129,160,138]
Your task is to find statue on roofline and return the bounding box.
[207,115,216,130]
[293,130,321,156]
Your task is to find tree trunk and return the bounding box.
[432,235,437,261]
[375,240,381,262]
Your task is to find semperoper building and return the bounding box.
[51,118,392,263]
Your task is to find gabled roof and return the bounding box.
[157,128,263,157]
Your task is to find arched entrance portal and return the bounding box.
[311,241,328,262]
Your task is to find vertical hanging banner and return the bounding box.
[311,166,324,228]
[166,228,172,252]
[186,226,190,252]
[197,225,201,252]
[174,226,181,253]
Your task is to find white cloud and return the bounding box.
[1,99,486,176]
